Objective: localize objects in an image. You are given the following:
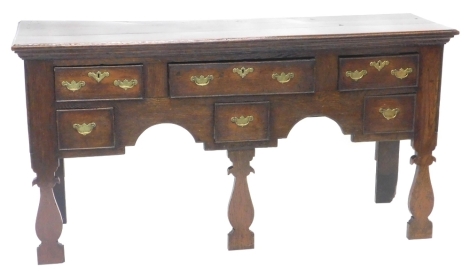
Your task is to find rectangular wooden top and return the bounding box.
[12,14,458,59]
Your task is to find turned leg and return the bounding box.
[407,155,434,239]
[25,60,65,263]
[375,141,399,203]
[227,149,255,250]
[407,45,443,239]
[53,158,67,224]
[34,165,65,264]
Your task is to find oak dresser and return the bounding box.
[11,14,458,264]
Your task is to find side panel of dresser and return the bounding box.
[24,61,64,264]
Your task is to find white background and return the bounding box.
[0,1,467,274]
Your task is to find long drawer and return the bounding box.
[169,59,315,97]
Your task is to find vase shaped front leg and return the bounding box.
[227,149,255,250]
[407,155,435,239]
[35,168,65,264]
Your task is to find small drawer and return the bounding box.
[55,65,143,101]
[363,94,415,134]
[339,54,418,91]
[214,102,270,143]
[169,59,315,97]
[57,108,115,150]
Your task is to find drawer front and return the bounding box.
[57,108,115,150]
[363,94,415,134]
[339,54,418,91]
[55,65,143,101]
[214,102,270,143]
[169,59,315,97]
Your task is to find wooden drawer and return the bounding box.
[57,108,115,150]
[363,94,415,134]
[169,59,315,97]
[214,102,270,143]
[55,65,143,101]
[339,54,418,91]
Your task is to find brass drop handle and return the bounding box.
[345,70,367,81]
[190,75,214,86]
[73,122,96,135]
[233,67,254,78]
[391,68,413,79]
[62,80,85,92]
[379,108,400,120]
[231,116,253,127]
[370,60,389,71]
[114,79,138,90]
[88,71,109,83]
[272,72,294,84]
